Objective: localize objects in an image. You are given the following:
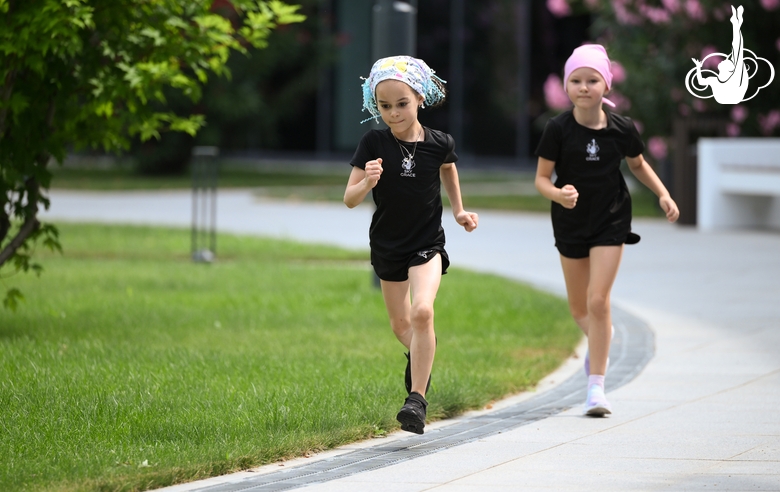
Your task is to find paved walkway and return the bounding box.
[43,189,780,491]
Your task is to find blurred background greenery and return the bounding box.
[84,0,779,214]
[16,0,775,303]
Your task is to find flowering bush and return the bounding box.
[544,0,780,160]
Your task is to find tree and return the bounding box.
[132,0,335,175]
[196,0,335,152]
[0,0,304,309]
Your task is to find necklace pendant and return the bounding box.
[402,156,415,170]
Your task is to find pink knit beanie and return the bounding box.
[563,44,616,108]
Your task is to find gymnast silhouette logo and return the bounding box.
[685,5,774,104]
[585,139,600,161]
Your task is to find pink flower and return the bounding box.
[633,119,644,134]
[701,45,721,70]
[647,137,668,160]
[612,0,641,25]
[547,0,571,17]
[761,0,780,11]
[607,91,631,111]
[758,110,780,135]
[544,74,572,110]
[692,99,706,112]
[661,0,680,12]
[713,4,731,21]
[726,123,741,137]
[678,103,691,116]
[685,0,706,21]
[730,105,748,123]
[640,4,671,23]
[611,61,626,84]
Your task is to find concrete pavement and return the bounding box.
[43,189,780,491]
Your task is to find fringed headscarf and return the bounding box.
[360,56,446,123]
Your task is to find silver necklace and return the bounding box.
[393,126,423,170]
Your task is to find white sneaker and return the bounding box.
[583,384,612,416]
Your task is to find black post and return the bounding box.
[316,0,334,156]
[671,116,728,226]
[191,146,219,263]
[372,0,417,60]
[515,0,531,165]
[449,0,465,147]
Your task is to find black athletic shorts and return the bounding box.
[371,247,450,282]
[556,232,641,259]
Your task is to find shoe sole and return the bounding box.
[396,409,425,434]
[584,405,612,417]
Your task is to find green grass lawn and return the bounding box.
[0,223,580,492]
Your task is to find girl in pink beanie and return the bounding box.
[534,44,679,416]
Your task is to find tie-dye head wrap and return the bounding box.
[360,56,446,123]
[563,44,617,108]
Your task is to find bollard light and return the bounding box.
[191,146,219,263]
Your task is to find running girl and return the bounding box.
[344,56,478,434]
[534,44,679,416]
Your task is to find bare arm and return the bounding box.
[440,162,478,232]
[440,163,465,215]
[534,156,578,208]
[343,159,383,208]
[625,154,680,222]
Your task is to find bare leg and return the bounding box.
[559,254,590,336]
[560,247,622,376]
[381,279,412,350]
[380,255,442,398]
[585,245,624,376]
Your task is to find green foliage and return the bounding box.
[0,0,304,308]
[199,0,333,150]
[2,286,21,309]
[133,0,335,176]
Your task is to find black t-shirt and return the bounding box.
[350,127,458,261]
[535,110,645,244]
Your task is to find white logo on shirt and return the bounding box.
[400,157,416,178]
[586,139,600,161]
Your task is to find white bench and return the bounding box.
[698,138,780,231]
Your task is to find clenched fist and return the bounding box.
[365,158,383,188]
[559,184,579,209]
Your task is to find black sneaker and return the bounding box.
[396,391,428,434]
